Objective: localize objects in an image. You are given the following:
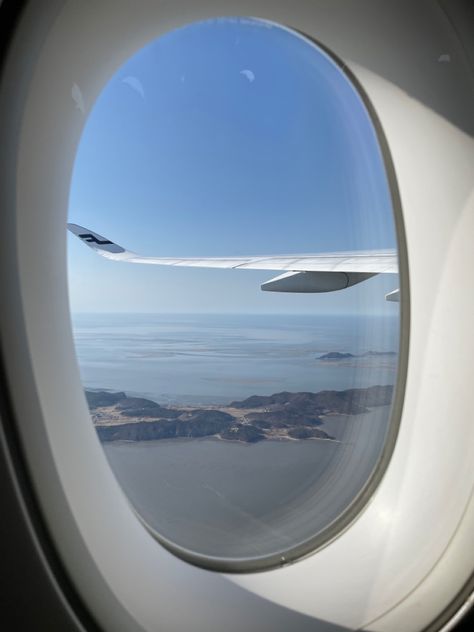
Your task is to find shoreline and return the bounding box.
[87,385,393,445]
[103,433,342,447]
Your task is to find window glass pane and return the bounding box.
[68,17,400,568]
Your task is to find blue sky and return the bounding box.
[68,17,398,315]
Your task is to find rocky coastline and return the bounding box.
[87,384,393,444]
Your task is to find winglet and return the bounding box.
[67,223,128,256]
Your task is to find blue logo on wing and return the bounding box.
[79,233,113,246]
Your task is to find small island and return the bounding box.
[318,350,397,361]
[318,352,355,360]
[87,384,393,444]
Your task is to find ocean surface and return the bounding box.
[104,406,390,560]
[72,312,399,405]
[72,312,400,562]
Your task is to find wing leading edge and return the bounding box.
[68,223,399,300]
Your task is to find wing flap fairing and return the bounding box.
[261,271,376,293]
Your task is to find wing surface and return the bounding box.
[68,223,397,273]
[68,223,399,299]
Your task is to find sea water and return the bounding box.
[72,312,399,404]
[72,312,399,561]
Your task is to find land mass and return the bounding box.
[318,350,397,361]
[87,384,393,444]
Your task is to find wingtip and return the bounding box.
[67,223,126,255]
[67,222,82,233]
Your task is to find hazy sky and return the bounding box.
[68,17,398,315]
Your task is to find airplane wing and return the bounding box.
[68,223,399,299]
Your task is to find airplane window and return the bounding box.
[67,17,401,570]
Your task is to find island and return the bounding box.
[318,350,397,361]
[318,352,355,360]
[86,384,393,444]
